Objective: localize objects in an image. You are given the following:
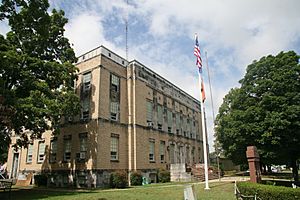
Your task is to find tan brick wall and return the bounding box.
[6,47,206,183]
[96,122,128,170]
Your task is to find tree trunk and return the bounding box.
[291,159,299,182]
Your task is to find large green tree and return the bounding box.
[0,0,80,151]
[215,51,300,181]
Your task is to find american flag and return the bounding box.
[194,34,202,72]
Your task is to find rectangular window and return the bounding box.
[81,72,91,120]
[83,72,91,93]
[64,136,72,162]
[176,113,180,135]
[26,143,33,163]
[79,133,87,152]
[110,74,120,92]
[160,141,165,163]
[157,105,163,129]
[186,118,190,138]
[49,138,57,163]
[167,110,173,133]
[192,147,195,163]
[169,144,175,164]
[198,147,201,162]
[186,146,190,164]
[182,117,186,137]
[82,97,90,120]
[37,141,45,163]
[190,120,195,139]
[110,134,119,161]
[146,101,153,122]
[149,139,155,162]
[110,102,119,121]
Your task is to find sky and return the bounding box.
[1,0,300,152]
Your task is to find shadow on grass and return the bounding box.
[0,187,100,200]
[208,181,235,189]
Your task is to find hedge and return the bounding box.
[237,181,300,200]
[130,172,142,186]
[110,171,128,188]
[158,169,170,183]
[34,174,48,186]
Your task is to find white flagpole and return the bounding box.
[198,71,210,190]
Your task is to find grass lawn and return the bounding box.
[1,181,236,200]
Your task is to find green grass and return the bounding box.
[1,181,236,200]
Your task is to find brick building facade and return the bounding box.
[6,46,208,187]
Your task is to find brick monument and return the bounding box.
[246,146,261,183]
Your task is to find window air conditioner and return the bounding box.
[147,122,153,127]
[80,152,86,159]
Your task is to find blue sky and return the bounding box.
[1,0,300,151]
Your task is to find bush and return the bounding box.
[110,171,128,188]
[130,172,142,186]
[237,181,300,200]
[158,169,170,183]
[34,174,47,186]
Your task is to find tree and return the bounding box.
[0,0,80,149]
[215,51,300,181]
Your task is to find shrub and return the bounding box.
[237,181,300,200]
[110,171,128,188]
[34,174,47,186]
[158,169,170,183]
[130,171,142,186]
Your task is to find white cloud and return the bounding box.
[0,19,10,36]
[3,0,298,152]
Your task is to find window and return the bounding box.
[192,147,195,163]
[167,110,173,133]
[63,136,72,162]
[81,72,91,120]
[79,134,87,152]
[186,119,190,138]
[157,105,163,129]
[37,141,45,163]
[82,98,90,120]
[26,143,33,163]
[110,74,120,92]
[110,102,119,121]
[176,113,180,135]
[146,101,153,122]
[83,72,91,93]
[160,141,165,163]
[77,133,88,162]
[198,147,202,162]
[110,134,119,161]
[191,120,195,139]
[49,138,57,163]
[186,146,190,164]
[110,74,120,121]
[169,144,175,164]
[149,139,155,162]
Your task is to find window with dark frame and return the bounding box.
[110,74,120,121]
[149,139,155,162]
[160,141,165,163]
[37,141,45,163]
[81,72,91,120]
[110,133,119,161]
[49,138,57,163]
[63,135,72,162]
[26,143,33,163]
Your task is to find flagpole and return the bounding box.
[205,51,220,181]
[198,71,210,190]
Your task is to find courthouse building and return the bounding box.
[7,46,208,187]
